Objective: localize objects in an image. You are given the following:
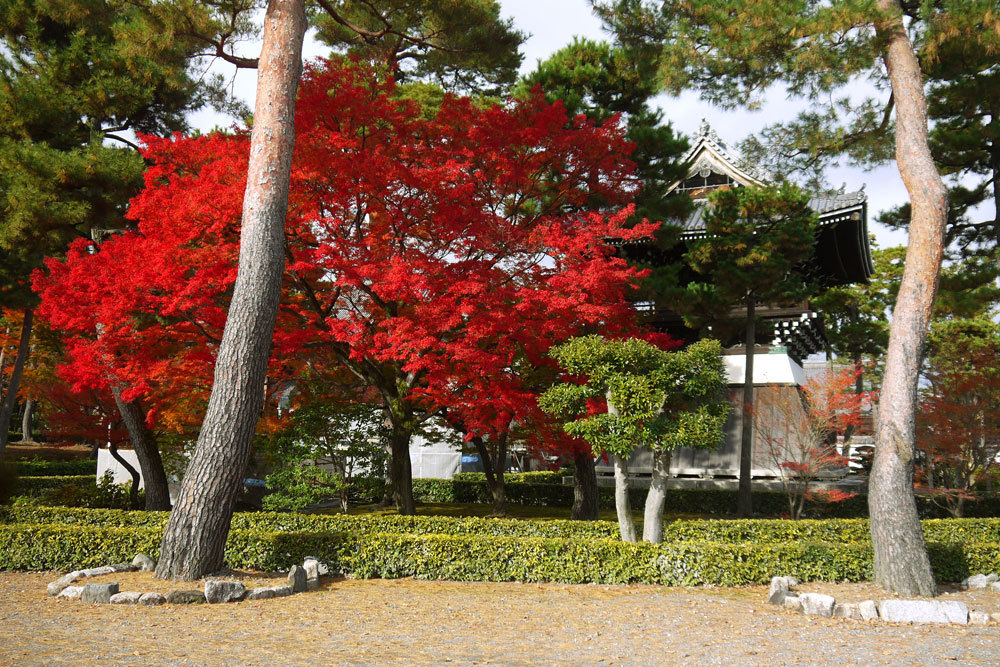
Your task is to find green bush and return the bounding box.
[452,470,568,484]
[13,475,93,496]
[5,504,1000,545]
[1,519,996,585]
[16,460,95,477]
[411,479,1000,519]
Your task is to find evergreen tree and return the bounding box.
[591,0,991,598]
[674,184,818,517]
[0,0,211,462]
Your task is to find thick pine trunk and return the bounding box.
[388,426,416,515]
[868,0,943,597]
[155,0,306,580]
[612,453,637,542]
[111,388,171,510]
[20,399,33,442]
[642,449,671,542]
[737,295,755,517]
[571,450,599,521]
[0,308,33,458]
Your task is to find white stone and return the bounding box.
[986,573,998,584]
[204,580,246,604]
[57,586,84,600]
[47,571,84,597]
[969,611,990,625]
[303,558,321,580]
[962,574,991,590]
[767,577,789,605]
[990,612,1000,623]
[110,591,143,604]
[800,593,836,617]
[859,600,879,621]
[109,562,136,573]
[81,582,119,603]
[878,600,968,625]
[783,596,803,612]
[833,603,861,620]
[132,553,156,572]
[81,566,115,577]
[138,592,165,606]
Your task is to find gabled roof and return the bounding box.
[671,119,766,193]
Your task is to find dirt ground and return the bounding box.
[2,572,998,666]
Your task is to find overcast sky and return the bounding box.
[192,0,916,248]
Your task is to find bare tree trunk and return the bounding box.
[111,388,171,510]
[868,0,943,597]
[571,450,599,521]
[472,434,508,516]
[612,453,637,542]
[108,439,142,510]
[0,308,33,459]
[642,449,671,542]
[737,294,755,517]
[20,399,33,442]
[155,0,306,580]
[388,425,415,515]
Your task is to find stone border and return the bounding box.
[48,554,329,606]
[765,574,1000,626]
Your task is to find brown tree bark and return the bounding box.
[155,0,306,580]
[471,431,509,517]
[0,308,33,459]
[108,439,142,510]
[571,450,599,521]
[111,388,172,511]
[387,425,416,515]
[868,0,944,597]
[737,294,755,517]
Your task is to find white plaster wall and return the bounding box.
[96,448,144,489]
[723,352,806,386]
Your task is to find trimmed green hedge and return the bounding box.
[412,479,1000,519]
[4,505,1000,544]
[1,521,995,585]
[16,460,95,477]
[452,470,567,484]
[12,475,94,496]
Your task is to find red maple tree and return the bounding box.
[36,58,658,514]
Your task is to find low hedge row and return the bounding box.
[1,520,996,585]
[15,461,96,477]
[411,479,1000,519]
[10,475,94,496]
[452,470,567,484]
[4,505,1000,544]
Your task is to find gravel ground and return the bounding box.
[2,572,998,666]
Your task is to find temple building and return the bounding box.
[601,121,874,481]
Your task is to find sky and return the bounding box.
[192,0,919,249]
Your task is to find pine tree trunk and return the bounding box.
[571,450,599,521]
[737,295,755,517]
[642,449,671,542]
[155,0,306,580]
[0,308,33,459]
[868,0,943,597]
[20,399,33,442]
[111,388,171,511]
[388,426,416,515]
[612,453,637,542]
